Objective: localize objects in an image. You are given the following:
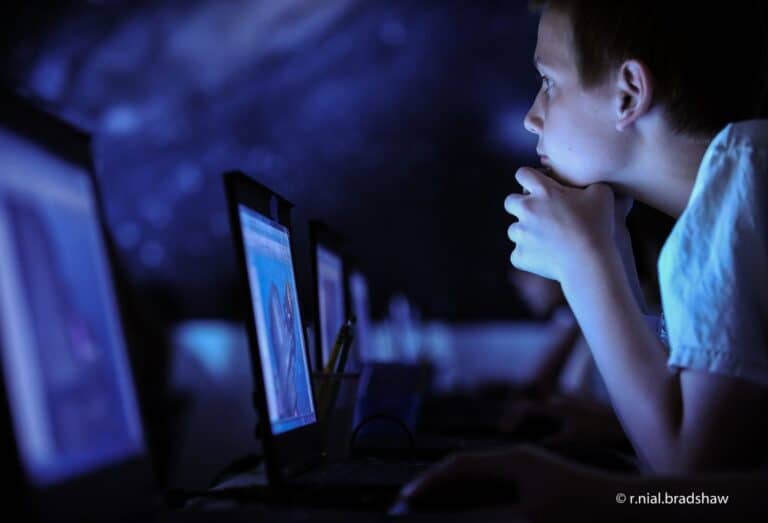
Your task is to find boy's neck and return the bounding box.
[617,119,714,218]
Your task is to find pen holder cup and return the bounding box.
[312,371,361,460]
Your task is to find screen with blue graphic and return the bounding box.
[316,246,345,367]
[238,206,315,434]
[0,128,145,487]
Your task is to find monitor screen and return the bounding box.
[0,128,145,487]
[238,206,315,434]
[349,271,372,363]
[316,245,345,367]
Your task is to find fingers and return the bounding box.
[400,453,495,501]
[505,166,556,217]
[510,246,523,270]
[504,193,526,217]
[399,456,461,500]
[515,167,551,197]
[584,182,614,203]
[507,222,523,243]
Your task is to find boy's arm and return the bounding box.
[506,168,767,474]
[504,167,768,474]
[561,245,767,474]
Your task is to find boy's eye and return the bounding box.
[534,70,553,96]
[540,75,552,92]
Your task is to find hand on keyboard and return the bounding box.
[391,445,610,518]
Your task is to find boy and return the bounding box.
[404,0,768,493]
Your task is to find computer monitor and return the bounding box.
[237,207,315,435]
[348,271,372,363]
[0,115,145,486]
[0,90,154,521]
[309,221,348,370]
[315,245,346,368]
[225,171,326,483]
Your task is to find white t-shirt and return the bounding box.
[658,120,768,385]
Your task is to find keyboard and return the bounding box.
[294,458,429,487]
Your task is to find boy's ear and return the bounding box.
[615,59,653,132]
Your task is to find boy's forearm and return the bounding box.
[560,246,683,472]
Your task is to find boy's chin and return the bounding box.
[539,165,586,188]
[541,163,605,189]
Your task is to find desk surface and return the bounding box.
[163,504,529,522]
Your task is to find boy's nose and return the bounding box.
[523,105,542,135]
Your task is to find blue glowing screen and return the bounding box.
[0,128,145,486]
[238,206,315,434]
[349,271,372,364]
[316,245,345,367]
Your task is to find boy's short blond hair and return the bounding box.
[530,1,768,136]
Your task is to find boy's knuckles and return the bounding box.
[586,183,613,201]
[507,223,521,241]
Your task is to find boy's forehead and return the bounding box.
[534,9,574,71]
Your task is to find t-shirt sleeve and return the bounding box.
[657,122,768,386]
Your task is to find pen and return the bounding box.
[334,316,356,374]
[318,318,356,417]
[323,318,353,374]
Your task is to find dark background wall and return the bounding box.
[1,0,547,324]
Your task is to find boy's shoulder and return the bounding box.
[687,119,768,211]
[713,119,768,151]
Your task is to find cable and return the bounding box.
[348,413,415,457]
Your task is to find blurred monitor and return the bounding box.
[315,244,346,368]
[348,271,372,364]
[0,126,144,487]
[0,91,154,521]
